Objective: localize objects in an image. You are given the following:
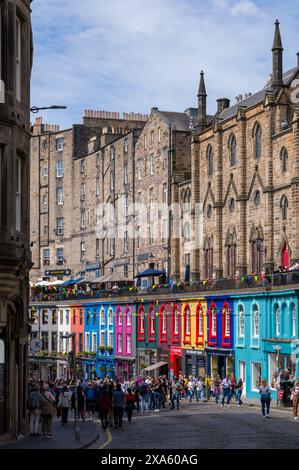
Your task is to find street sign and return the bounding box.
[30,338,42,353]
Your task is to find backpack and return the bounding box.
[27,393,39,411]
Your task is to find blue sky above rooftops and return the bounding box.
[31,0,299,129]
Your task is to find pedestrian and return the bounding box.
[290,380,299,420]
[125,388,136,422]
[230,373,236,400]
[195,377,204,402]
[85,383,96,421]
[99,386,112,429]
[235,378,243,407]
[221,375,231,407]
[58,385,72,425]
[40,384,56,437]
[187,378,195,403]
[72,385,86,421]
[153,379,163,412]
[138,378,149,414]
[27,384,42,436]
[172,378,183,410]
[113,383,125,429]
[259,379,271,418]
[212,375,221,404]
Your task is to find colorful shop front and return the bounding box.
[232,289,299,399]
[114,302,136,381]
[181,298,207,378]
[82,302,115,381]
[157,301,182,378]
[205,295,234,379]
[136,301,159,376]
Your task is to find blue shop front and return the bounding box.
[205,295,234,379]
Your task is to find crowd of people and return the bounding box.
[26,371,299,437]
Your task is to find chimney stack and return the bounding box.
[217,98,230,114]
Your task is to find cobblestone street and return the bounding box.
[90,401,299,450]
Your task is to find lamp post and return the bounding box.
[30,105,67,113]
[62,333,80,440]
[273,345,282,408]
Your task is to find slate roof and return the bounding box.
[219,66,298,122]
[156,111,191,131]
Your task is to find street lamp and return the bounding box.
[62,333,80,440]
[273,345,282,408]
[30,105,67,113]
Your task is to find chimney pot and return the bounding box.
[217,98,230,114]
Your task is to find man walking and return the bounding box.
[113,383,125,429]
[221,375,231,407]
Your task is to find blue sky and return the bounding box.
[31,0,299,129]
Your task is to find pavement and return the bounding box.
[88,397,299,450]
[0,417,99,450]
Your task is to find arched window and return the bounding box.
[276,306,281,336]
[173,307,180,335]
[108,308,113,325]
[251,226,264,274]
[224,306,230,336]
[280,147,288,172]
[292,304,296,337]
[280,195,288,220]
[117,308,122,326]
[204,237,213,279]
[126,308,131,327]
[253,305,259,338]
[161,308,167,335]
[229,134,237,166]
[226,229,237,278]
[211,307,217,336]
[149,307,155,335]
[139,307,145,334]
[238,305,245,337]
[206,145,214,176]
[253,122,262,159]
[100,308,105,325]
[197,306,204,337]
[184,306,191,337]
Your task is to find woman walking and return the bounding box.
[40,384,56,437]
[259,379,271,418]
[125,388,136,422]
[99,386,112,429]
[58,385,72,425]
[235,378,243,407]
[291,380,299,420]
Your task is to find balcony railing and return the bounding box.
[30,271,299,303]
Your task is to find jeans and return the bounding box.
[188,390,194,402]
[139,395,148,414]
[195,389,204,402]
[61,407,69,424]
[214,390,219,404]
[154,392,161,410]
[261,397,271,416]
[236,389,243,405]
[148,392,154,410]
[41,414,53,435]
[221,388,231,406]
[114,407,123,427]
[29,409,41,434]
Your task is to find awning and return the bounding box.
[61,277,84,286]
[142,361,168,373]
[134,268,166,279]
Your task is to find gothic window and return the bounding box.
[251,227,264,274]
[280,195,288,220]
[275,306,281,336]
[253,190,261,206]
[253,122,262,159]
[253,305,259,338]
[228,198,235,213]
[229,134,237,167]
[206,145,214,177]
[183,222,190,241]
[226,229,237,277]
[204,237,213,279]
[207,204,213,219]
[280,147,288,172]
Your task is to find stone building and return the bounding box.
[189,20,299,280]
[30,112,147,283]
[0,0,33,438]
[134,108,192,278]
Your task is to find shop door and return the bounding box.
[281,243,290,270]
[218,356,225,378]
[239,361,246,397]
[0,339,5,435]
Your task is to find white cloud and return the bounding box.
[31,0,299,129]
[231,1,259,16]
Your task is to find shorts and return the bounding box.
[86,401,95,412]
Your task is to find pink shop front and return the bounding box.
[115,358,135,382]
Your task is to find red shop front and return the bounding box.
[169,346,182,379]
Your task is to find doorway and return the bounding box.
[218,356,225,378]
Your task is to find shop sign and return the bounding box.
[45,269,71,276]
[170,346,182,357]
